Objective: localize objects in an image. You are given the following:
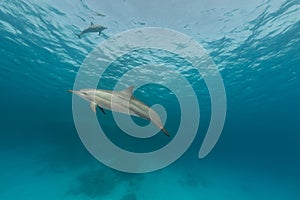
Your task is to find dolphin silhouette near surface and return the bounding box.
[68,87,170,137]
[76,22,107,39]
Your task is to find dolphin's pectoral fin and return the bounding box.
[91,22,94,26]
[98,31,101,36]
[98,106,106,114]
[90,102,97,113]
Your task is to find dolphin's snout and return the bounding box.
[68,90,83,96]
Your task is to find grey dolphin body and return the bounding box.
[68,87,170,137]
[76,22,107,39]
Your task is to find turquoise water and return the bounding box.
[1,0,300,199]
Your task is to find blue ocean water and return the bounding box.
[0,0,300,199]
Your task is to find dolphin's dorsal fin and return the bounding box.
[90,22,94,26]
[118,86,134,98]
[90,102,97,112]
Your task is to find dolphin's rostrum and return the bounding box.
[68,87,170,137]
[76,22,107,39]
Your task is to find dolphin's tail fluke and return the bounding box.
[76,34,81,39]
[161,128,170,137]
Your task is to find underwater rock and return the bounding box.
[69,168,143,198]
[69,169,119,198]
[121,193,137,200]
